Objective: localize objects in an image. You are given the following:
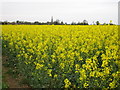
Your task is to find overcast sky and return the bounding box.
[0,0,119,24]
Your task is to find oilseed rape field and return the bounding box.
[2,25,120,88]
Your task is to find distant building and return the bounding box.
[51,16,53,25]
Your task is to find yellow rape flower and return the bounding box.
[64,78,71,88]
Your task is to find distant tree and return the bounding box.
[61,21,64,25]
[80,22,84,25]
[96,21,100,25]
[16,20,20,24]
[34,21,41,25]
[65,22,67,25]
[83,20,88,25]
[11,22,16,25]
[103,23,108,25]
[2,21,8,25]
[92,21,95,25]
[71,22,76,25]
[54,19,60,25]
[103,23,106,25]
[77,22,81,25]
[46,21,50,25]
[109,20,114,25]
[77,22,84,25]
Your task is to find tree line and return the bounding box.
[0,20,115,25]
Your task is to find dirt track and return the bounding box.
[2,56,30,88]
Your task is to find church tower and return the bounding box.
[51,16,53,24]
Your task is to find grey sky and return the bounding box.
[0,0,119,24]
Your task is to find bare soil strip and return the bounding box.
[2,56,31,88]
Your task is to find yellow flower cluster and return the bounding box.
[34,62,44,69]
[64,78,71,88]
